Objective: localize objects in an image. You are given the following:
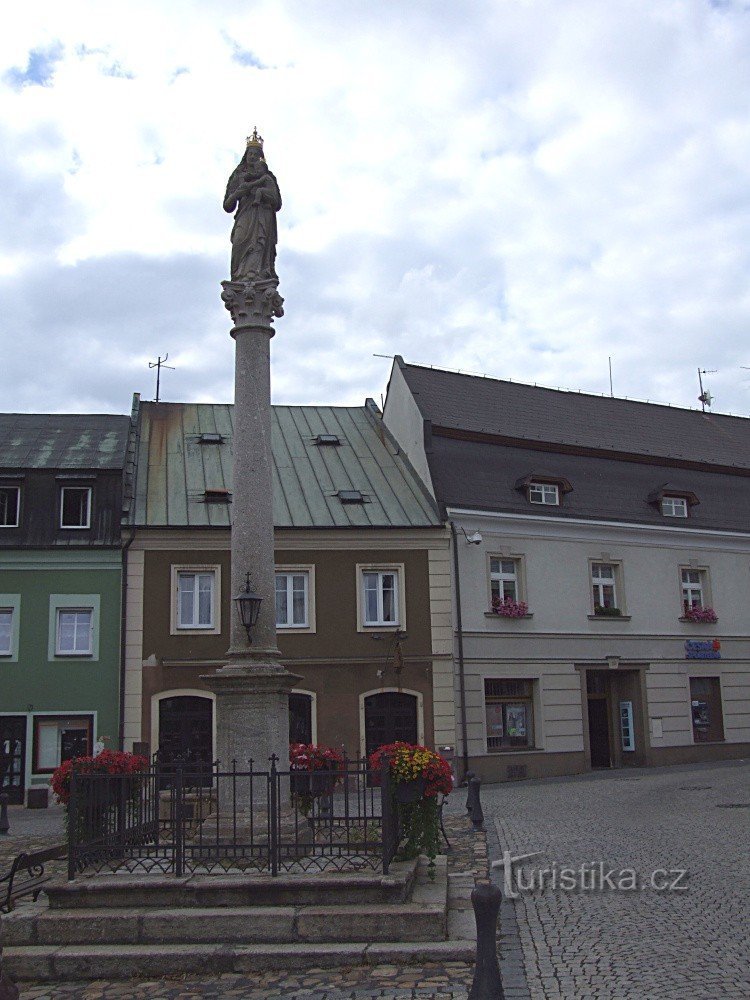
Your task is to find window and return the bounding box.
[689,677,724,742]
[356,565,405,630]
[484,679,534,750]
[177,572,215,629]
[681,569,705,611]
[662,496,688,518]
[591,563,617,611]
[33,715,92,773]
[0,608,13,655]
[0,487,20,527]
[60,487,91,528]
[528,482,559,505]
[170,565,221,635]
[275,571,309,628]
[56,609,93,655]
[490,558,519,603]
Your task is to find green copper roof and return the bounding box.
[0,414,131,470]
[130,402,438,529]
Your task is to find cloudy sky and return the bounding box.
[2,0,750,417]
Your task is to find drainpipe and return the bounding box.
[118,528,136,751]
[450,520,470,781]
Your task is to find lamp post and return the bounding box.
[201,129,300,813]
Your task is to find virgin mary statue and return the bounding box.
[223,129,282,284]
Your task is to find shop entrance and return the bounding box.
[585,669,644,769]
[0,716,26,805]
[364,692,418,758]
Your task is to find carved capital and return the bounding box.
[221,280,284,333]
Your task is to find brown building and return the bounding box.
[121,400,454,766]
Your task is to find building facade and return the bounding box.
[0,413,131,803]
[384,357,750,781]
[122,401,454,765]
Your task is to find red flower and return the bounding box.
[50,750,149,805]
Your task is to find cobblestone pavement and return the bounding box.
[486,759,750,1000]
[3,809,488,1000]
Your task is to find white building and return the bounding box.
[384,358,750,781]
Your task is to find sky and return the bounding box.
[2,0,750,417]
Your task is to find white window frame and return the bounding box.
[528,482,559,506]
[55,608,93,656]
[48,594,100,661]
[356,564,406,632]
[0,486,20,528]
[171,565,221,635]
[275,565,316,633]
[661,496,688,518]
[681,567,708,611]
[59,486,92,529]
[591,562,617,610]
[489,555,523,604]
[0,595,21,660]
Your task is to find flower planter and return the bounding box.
[394,777,426,804]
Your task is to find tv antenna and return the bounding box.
[697,368,716,412]
[149,354,175,403]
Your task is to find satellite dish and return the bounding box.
[698,391,713,407]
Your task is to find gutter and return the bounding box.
[449,520,470,780]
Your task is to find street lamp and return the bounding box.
[234,573,263,642]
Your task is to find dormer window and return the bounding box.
[60,487,91,529]
[203,488,231,504]
[0,486,20,527]
[529,482,559,506]
[515,473,572,507]
[315,434,341,446]
[337,490,368,504]
[661,496,688,518]
[647,486,698,518]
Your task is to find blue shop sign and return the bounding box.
[685,639,721,660]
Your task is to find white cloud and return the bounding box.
[1,0,750,417]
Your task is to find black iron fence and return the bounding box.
[68,756,400,880]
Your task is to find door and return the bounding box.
[158,696,213,774]
[588,698,611,768]
[0,716,26,805]
[364,692,418,757]
[289,693,313,745]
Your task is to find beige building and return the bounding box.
[384,358,750,781]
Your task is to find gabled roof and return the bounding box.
[130,402,439,529]
[398,360,750,471]
[0,414,131,470]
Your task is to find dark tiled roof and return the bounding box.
[130,402,438,529]
[399,362,750,470]
[0,414,131,470]
[431,436,750,532]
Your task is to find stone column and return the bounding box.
[201,138,301,813]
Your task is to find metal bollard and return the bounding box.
[0,794,9,836]
[469,776,484,829]
[464,771,476,812]
[468,882,504,999]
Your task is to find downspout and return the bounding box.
[450,520,470,780]
[118,528,135,751]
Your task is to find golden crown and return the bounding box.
[246,127,264,149]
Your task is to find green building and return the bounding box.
[0,412,132,804]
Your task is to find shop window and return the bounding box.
[689,677,724,742]
[484,679,534,750]
[33,715,93,773]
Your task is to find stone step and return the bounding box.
[47,858,418,910]
[3,940,476,982]
[3,897,447,947]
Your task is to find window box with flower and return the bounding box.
[681,606,718,624]
[490,597,530,618]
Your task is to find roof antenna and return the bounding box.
[149,354,175,403]
[608,357,613,398]
[697,368,716,412]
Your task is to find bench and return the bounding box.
[0,844,66,913]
